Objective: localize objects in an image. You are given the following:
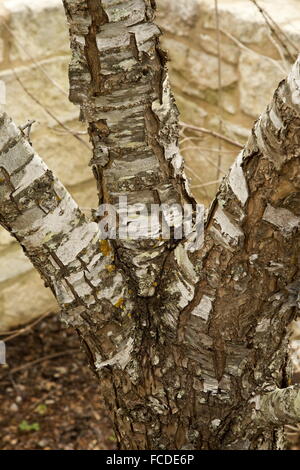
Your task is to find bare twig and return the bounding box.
[19,120,36,145]
[180,121,243,149]
[0,310,53,343]
[181,146,226,174]
[184,165,210,199]
[214,0,223,190]
[250,0,298,63]
[2,21,69,98]
[13,69,91,151]
[190,178,223,189]
[52,127,88,136]
[220,28,287,74]
[2,350,78,379]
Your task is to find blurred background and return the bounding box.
[0,0,300,449]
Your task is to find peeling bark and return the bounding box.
[0,0,300,450]
[62,0,194,297]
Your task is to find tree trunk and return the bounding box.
[1,0,300,450]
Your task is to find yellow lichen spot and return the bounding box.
[99,240,111,256]
[105,264,116,273]
[0,177,6,184]
[152,282,158,287]
[114,298,125,309]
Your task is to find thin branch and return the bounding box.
[190,179,223,189]
[267,31,291,73]
[181,146,227,174]
[2,21,69,98]
[12,69,91,150]
[220,28,287,74]
[2,350,78,378]
[184,165,210,199]
[214,0,223,190]
[250,0,298,63]
[0,311,53,343]
[180,121,244,149]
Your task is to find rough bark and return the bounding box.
[62,0,194,298]
[1,0,300,450]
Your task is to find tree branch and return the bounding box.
[0,113,135,371]
[62,0,196,296]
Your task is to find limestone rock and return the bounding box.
[0,228,14,248]
[33,121,92,187]
[197,33,240,65]
[5,0,69,61]
[0,245,33,284]
[0,57,77,127]
[239,51,285,118]
[157,0,200,36]
[0,269,57,330]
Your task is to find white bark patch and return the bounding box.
[12,155,47,196]
[0,114,19,151]
[192,295,214,322]
[175,244,198,283]
[25,194,78,244]
[249,254,258,265]
[228,151,249,206]
[255,116,284,170]
[203,375,219,393]
[95,337,134,371]
[1,140,33,175]
[53,280,74,305]
[212,206,244,247]
[97,272,126,304]
[256,318,271,333]
[66,272,93,298]
[175,278,195,309]
[269,106,283,130]
[56,223,99,265]
[211,419,221,429]
[288,59,300,106]
[263,204,300,235]
[152,76,172,122]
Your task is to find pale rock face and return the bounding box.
[0,57,76,127]
[239,51,286,118]
[186,49,238,91]
[0,269,57,330]
[0,246,33,284]
[176,95,208,125]
[0,229,13,248]
[4,0,69,62]
[33,122,91,187]
[197,33,240,65]
[156,0,200,36]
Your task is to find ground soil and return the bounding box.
[1,312,300,450]
[0,312,115,450]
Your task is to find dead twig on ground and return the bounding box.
[0,311,54,343]
[1,350,78,380]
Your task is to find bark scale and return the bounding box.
[0,0,300,450]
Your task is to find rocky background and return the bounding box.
[0,0,300,329]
